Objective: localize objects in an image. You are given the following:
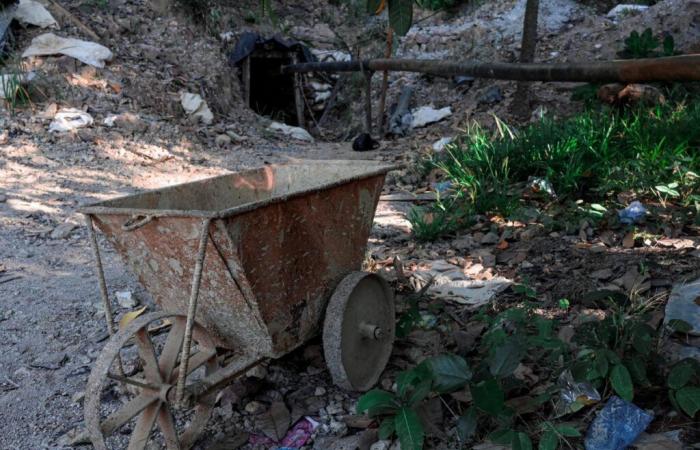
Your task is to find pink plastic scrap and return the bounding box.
[249,417,320,448]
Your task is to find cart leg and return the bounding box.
[85,214,124,376]
[176,218,211,407]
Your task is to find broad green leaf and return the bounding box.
[456,407,477,441]
[388,0,413,35]
[538,430,558,450]
[472,378,505,416]
[356,389,399,416]
[555,425,581,437]
[631,323,654,355]
[378,417,395,440]
[489,339,523,378]
[426,354,472,393]
[663,35,675,56]
[676,386,700,417]
[594,350,609,378]
[610,364,634,401]
[407,378,432,406]
[490,429,515,445]
[624,358,649,387]
[590,203,607,212]
[395,407,424,450]
[667,319,693,334]
[512,432,533,450]
[668,359,697,390]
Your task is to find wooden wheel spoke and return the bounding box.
[157,404,182,450]
[126,402,161,450]
[159,318,186,381]
[169,349,217,383]
[101,394,159,437]
[135,329,163,383]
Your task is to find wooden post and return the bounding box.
[241,56,251,107]
[291,53,305,128]
[364,70,373,135]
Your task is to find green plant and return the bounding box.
[428,102,700,230]
[571,296,699,416]
[0,60,31,111]
[358,354,472,450]
[620,28,675,59]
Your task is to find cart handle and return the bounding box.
[121,215,154,231]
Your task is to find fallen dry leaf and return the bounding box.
[119,306,147,329]
[623,231,635,248]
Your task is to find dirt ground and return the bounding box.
[1,0,700,449]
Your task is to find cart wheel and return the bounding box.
[323,271,395,391]
[85,311,221,450]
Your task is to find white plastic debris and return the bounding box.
[49,107,93,132]
[412,260,512,308]
[410,106,452,129]
[432,136,454,152]
[180,92,214,125]
[268,121,314,142]
[22,33,112,68]
[606,4,649,20]
[115,291,138,309]
[664,278,700,336]
[14,0,58,28]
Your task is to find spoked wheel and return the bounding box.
[85,311,220,450]
[323,272,395,391]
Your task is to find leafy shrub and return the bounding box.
[620,28,675,59]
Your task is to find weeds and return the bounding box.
[1,59,31,111]
[358,290,699,449]
[409,101,700,239]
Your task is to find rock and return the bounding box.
[0,192,6,202]
[432,136,454,152]
[632,431,683,450]
[115,291,138,308]
[180,92,214,125]
[30,352,67,370]
[244,400,265,414]
[520,225,542,241]
[371,440,392,450]
[225,129,246,142]
[480,232,500,245]
[245,364,267,379]
[104,112,148,133]
[57,427,90,447]
[478,85,503,104]
[618,84,665,106]
[410,106,452,128]
[50,222,77,239]
[49,108,93,132]
[268,121,314,142]
[329,419,348,435]
[72,390,85,404]
[325,401,344,415]
[606,4,649,20]
[664,278,700,336]
[314,386,326,396]
[451,235,475,251]
[590,268,613,280]
[215,134,232,147]
[313,434,360,450]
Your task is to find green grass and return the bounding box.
[410,101,700,239]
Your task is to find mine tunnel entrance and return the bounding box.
[231,33,312,128]
[248,54,298,125]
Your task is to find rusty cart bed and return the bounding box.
[80,159,397,450]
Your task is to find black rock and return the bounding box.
[352,133,380,152]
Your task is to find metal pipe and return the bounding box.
[85,215,124,376]
[176,218,211,406]
[282,55,700,83]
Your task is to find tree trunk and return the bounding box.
[512,0,540,119]
[283,55,700,83]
